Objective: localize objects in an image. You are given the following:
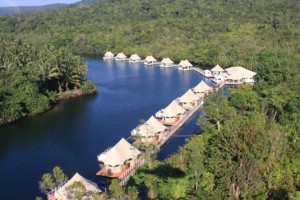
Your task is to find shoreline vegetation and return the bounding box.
[0,38,97,126]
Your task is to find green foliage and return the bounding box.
[0,38,96,125]
[81,79,97,95]
[66,181,87,200]
[39,166,68,195]
[128,83,299,199]
[39,173,56,195]
[197,90,236,132]
[109,179,125,199]
[0,0,298,69]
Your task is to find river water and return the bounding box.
[0,58,211,200]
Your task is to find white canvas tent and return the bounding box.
[144,56,158,65]
[97,138,141,174]
[178,60,193,70]
[178,89,200,110]
[132,116,167,143]
[211,64,225,75]
[160,57,175,67]
[193,81,213,94]
[115,52,127,61]
[103,51,114,60]
[159,100,187,124]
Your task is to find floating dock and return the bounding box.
[117,102,202,186]
[156,102,202,149]
[192,67,214,78]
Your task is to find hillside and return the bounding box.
[0,0,299,68]
[0,4,68,16]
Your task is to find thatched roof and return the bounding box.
[178,60,192,67]
[193,81,213,93]
[116,52,127,59]
[162,100,186,118]
[54,173,101,200]
[178,89,199,103]
[211,64,224,72]
[130,54,141,60]
[137,116,167,136]
[145,56,157,62]
[98,138,141,166]
[104,51,114,57]
[161,57,174,64]
[226,66,256,79]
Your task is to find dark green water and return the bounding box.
[0,58,211,199]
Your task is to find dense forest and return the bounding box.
[0,38,97,125]
[0,0,299,199]
[0,0,299,69]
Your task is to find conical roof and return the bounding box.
[104,51,114,57]
[178,89,199,103]
[138,116,167,137]
[116,52,127,59]
[161,57,174,64]
[145,56,157,62]
[225,66,256,77]
[193,81,213,93]
[211,64,224,72]
[130,54,141,60]
[55,173,101,199]
[162,100,186,118]
[178,60,192,67]
[98,138,141,166]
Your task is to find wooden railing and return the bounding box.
[118,159,145,186]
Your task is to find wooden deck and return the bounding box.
[156,103,202,149]
[192,67,214,78]
[160,116,181,126]
[96,165,130,178]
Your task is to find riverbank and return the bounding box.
[0,82,97,127]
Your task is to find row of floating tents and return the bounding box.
[103,51,193,70]
[95,80,213,180]
[49,80,213,199]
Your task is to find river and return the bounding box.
[0,58,211,200]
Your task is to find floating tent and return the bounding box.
[159,100,187,125]
[129,54,142,63]
[103,51,114,60]
[54,173,101,200]
[160,57,175,67]
[144,56,158,65]
[132,116,167,143]
[115,52,127,61]
[211,64,225,75]
[178,60,193,70]
[192,81,213,99]
[97,138,141,176]
[178,89,200,110]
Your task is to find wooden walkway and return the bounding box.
[156,102,202,149]
[192,67,214,78]
[119,159,145,186]
[117,103,202,186]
